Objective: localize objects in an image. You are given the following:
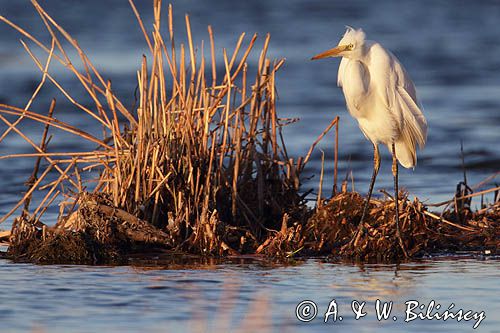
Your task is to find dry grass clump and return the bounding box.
[242,186,499,260]
[8,193,173,264]
[0,0,338,262]
[303,187,499,260]
[305,192,437,260]
[8,213,110,264]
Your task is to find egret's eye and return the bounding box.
[348,43,355,50]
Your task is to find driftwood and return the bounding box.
[61,195,172,245]
[0,230,11,247]
[7,193,173,264]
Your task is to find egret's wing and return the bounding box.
[370,43,428,149]
[337,57,359,118]
[338,58,370,122]
[337,56,349,88]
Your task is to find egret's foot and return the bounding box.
[352,220,366,247]
[342,216,367,254]
[395,210,409,258]
[348,195,372,247]
[396,230,409,258]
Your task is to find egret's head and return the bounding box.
[311,27,366,60]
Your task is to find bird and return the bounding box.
[311,27,427,257]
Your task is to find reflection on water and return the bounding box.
[0,258,498,332]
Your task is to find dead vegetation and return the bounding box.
[0,1,498,264]
[302,188,499,260]
[0,0,337,262]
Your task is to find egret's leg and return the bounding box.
[391,143,409,258]
[352,143,380,245]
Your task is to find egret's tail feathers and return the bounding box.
[396,87,428,149]
[392,139,416,169]
[390,86,427,169]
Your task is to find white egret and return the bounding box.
[311,27,427,256]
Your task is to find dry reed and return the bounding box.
[0,0,337,262]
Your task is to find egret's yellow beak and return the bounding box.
[311,45,348,60]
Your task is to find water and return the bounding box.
[0,1,499,332]
[0,258,498,332]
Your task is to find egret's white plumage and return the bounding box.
[314,27,427,168]
[312,27,428,256]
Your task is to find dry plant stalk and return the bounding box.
[0,0,339,258]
